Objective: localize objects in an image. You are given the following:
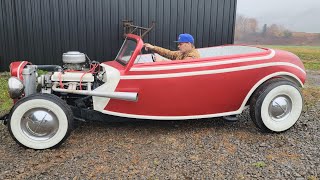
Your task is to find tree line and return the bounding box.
[235,15,293,40]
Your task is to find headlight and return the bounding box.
[8,77,24,99]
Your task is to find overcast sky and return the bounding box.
[237,0,320,33]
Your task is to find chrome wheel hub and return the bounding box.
[268,95,292,121]
[21,108,59,141]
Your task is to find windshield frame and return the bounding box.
[115,38,138,66]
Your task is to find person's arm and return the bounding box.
[152,46,179,60]
[144,43,178,60]
[184,57,193,60]
[182,49,200,60]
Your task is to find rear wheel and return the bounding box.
[250,79,303,132]
[8,94,73,149]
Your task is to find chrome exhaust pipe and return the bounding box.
[52,83,138,102]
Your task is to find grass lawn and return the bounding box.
[0,72,12,116]
[265,45,320,71]
[0,46,319,115]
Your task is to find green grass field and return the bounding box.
[265,45,320,70]
[0,72,12,115]
[0,46,319,115]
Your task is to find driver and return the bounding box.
[144,33,200,62]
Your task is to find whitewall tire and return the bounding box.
[250,79,303,132]
[8,94,73,149]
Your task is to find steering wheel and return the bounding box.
[145,46,156,62]
[151,53,156,62]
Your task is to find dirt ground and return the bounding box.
[0,71,319,179]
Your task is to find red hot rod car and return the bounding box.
[3,33,306,149]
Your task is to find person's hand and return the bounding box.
[144,43,155,51]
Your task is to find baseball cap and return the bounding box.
[174,33,194,44]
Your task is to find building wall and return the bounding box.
[0,0,237,71]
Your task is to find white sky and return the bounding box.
[237,0,320,33]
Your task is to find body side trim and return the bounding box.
[121,62,305,80]
[100,72,303,120]
[92,64,121,111]
[130,49,275,71]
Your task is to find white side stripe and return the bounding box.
[130,49,276,71]
[101,109,241,120]
[121,62,305,80]
[92,64,121,111]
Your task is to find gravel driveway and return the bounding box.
[0,71,319,179]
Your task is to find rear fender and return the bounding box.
[243,72,304,107]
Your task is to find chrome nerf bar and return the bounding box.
[52,83,138,102]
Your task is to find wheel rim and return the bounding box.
[20,108,59,141]
[268,95,292,122]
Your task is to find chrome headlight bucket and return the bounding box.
[8,77,24,99]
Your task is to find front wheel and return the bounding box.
[8,94,74,149]
[250,79,303,132]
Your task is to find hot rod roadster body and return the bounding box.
[3,33,306,149]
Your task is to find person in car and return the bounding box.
[144,33,200,61]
